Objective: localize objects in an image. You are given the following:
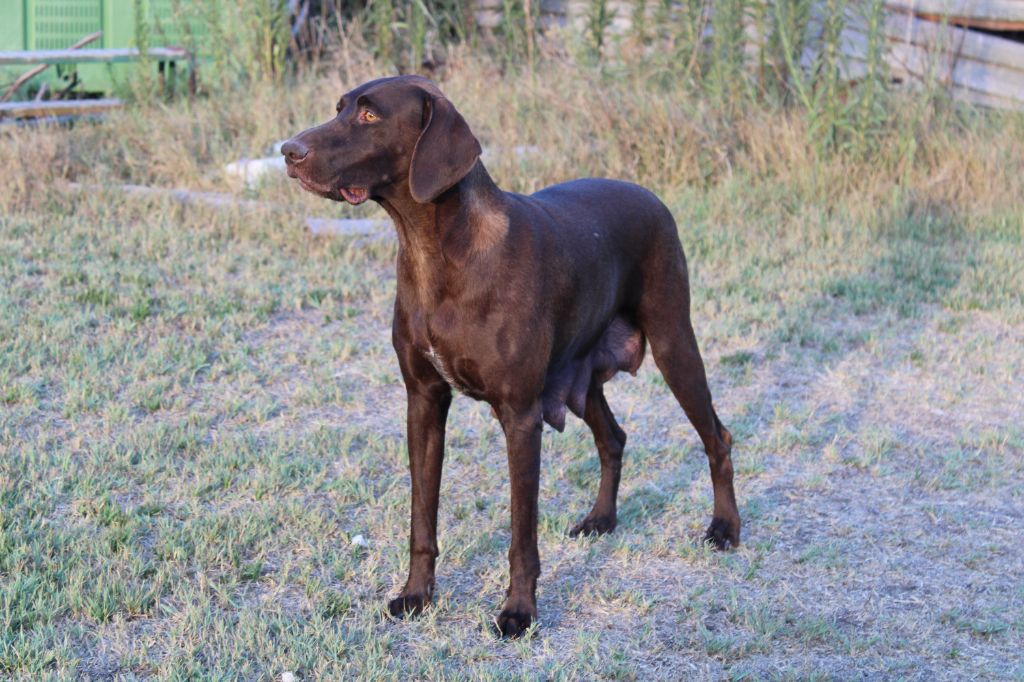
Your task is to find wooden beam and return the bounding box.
[305,217,389,236]
[839,11,1024,111]
[885,0,1024,29]
[0,47,190,65]
[65,182,392,237]
[0,98,123,119]
[879,11,1024,74]
[69,182,268,210]
[914,12,1024,31]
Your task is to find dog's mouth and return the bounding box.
[338,187,369,205]
[293,174,369,205]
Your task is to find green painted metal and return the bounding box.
[0,0,206,99]
[31,0,103,49]
[0,4,26,58]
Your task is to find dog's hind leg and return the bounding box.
[570,382,627,537]
[639,251,740,549]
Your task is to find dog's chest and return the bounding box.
[422,344,468,393]
[413,305,493,397]
[420,341,492,398]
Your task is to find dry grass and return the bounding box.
[1,40,1023,680]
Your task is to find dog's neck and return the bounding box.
[378,161,509,311]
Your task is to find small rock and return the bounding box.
[351,534,368,547]
[282,673,296,682]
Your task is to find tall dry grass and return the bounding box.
[1,4,1022,230]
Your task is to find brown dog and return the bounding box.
[282,75,739,638]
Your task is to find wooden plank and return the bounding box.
[0,98,123,118]
[0,47,190,65]
[65,182,393,237]
[887,38,1024,95]
[305,217,389,236]
[842,24,1010,88]
[840,18,1024,109]
[914,12,1024,30]
[879,10,1024,73]
[844,52,1024,110]
[72,182,269,210]
[885,0,1024,29]
[950,85,1024,110]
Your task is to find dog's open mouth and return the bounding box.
[339,187,368,205]
[294,175,369,205]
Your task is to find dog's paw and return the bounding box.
[703,517,740,550]
[387,593,430,619]
[569,514,617,537]
[493,608,535,639]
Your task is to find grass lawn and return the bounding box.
[2,52,1023,680]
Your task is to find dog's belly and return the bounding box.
[541,316,645,431]
[418,314,644,424]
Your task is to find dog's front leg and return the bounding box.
[494,402,542,638]
[388,384,452,618]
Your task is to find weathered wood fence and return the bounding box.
[470,0,1024,111]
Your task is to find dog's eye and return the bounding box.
[359,109,379,123]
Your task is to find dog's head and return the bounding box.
[282,75,482,205]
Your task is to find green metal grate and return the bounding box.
[1,0,211,97]
[33,0,102,49]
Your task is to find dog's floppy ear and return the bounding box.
[409,95,482,203]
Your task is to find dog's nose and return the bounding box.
[282,139,309,163]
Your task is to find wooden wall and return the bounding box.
[467,0,1024,112]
